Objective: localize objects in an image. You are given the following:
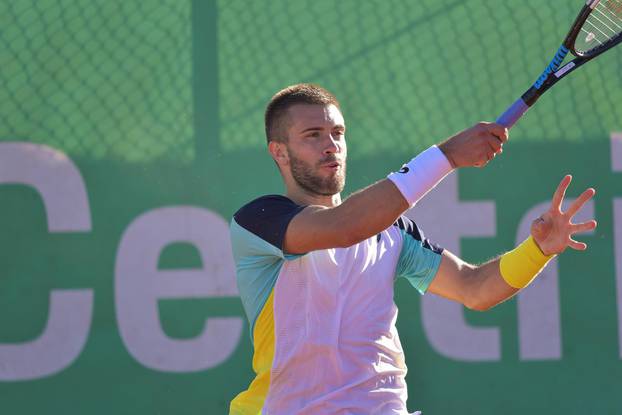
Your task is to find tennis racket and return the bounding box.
[497,0,622,128]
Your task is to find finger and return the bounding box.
[570,219,598,234]
[485,123,509,143]
[475,159,489,168]
[565,188,596,218]
[568,238,587,251]
[486,136,502,153]
[551,175,572,212]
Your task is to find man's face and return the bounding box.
[283,104,347,196]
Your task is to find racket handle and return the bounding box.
[496,98,529,129]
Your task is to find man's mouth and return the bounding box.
[321,161,341,170]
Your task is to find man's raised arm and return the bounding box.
[284,122,508,254]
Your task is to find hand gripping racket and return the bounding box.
[497,0,622,128]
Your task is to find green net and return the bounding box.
[218,0,621,158]
[2,0,620,162]
[0,0,193,162]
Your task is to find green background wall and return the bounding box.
[0,0,621,413]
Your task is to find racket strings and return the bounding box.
[605,0,622,18]
[593,1,622,32]
[575,0,622,54]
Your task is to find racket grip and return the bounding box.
[496,98,529,129]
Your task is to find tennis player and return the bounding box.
[229,84,597,414]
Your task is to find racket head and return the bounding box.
[567,0,622,58]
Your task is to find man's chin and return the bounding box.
[311,181,344,197]
[322,181,345,196]
[292,170,345,197]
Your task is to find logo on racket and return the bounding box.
[534,45,569,89]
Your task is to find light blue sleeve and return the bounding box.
[395,228,443,294]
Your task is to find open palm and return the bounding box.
[531,175,597,256]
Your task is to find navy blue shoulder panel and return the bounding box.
[392,215,443,254]
[233,195,305,250]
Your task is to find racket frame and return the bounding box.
[497,0,622,128]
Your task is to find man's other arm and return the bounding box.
[428,175,597,310]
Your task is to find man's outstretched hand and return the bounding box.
[438,122,508,168]
[531,175,597,256]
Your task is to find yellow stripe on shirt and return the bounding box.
[230,290,276,415]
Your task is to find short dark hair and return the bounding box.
[265,83,340,143]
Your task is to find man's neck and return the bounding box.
[286,187,342,208]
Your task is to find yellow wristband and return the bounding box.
[499,236,555,289]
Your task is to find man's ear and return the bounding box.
[268,140,289,167]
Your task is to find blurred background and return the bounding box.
[0,0,620,413]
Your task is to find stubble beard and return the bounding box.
[288,149,346,197]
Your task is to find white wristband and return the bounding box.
[387,145,454,207]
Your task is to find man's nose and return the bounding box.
[323,134,341,154]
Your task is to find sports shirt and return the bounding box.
[229,195,443,415]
